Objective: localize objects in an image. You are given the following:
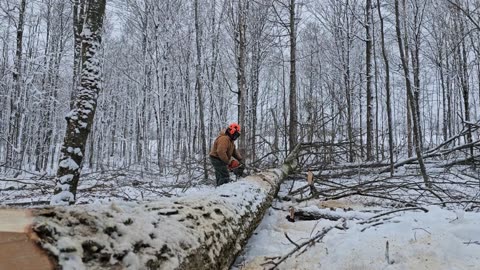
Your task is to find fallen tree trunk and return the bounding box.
[0,145,301,270]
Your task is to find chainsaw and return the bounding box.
[228,159,247,177]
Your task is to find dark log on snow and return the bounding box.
[0,145,301,270]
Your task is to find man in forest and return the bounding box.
[209,123,243,186]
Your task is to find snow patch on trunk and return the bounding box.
[58,158,79,170]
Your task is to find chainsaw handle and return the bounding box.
[227,159,241,170]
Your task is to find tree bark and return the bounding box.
[288,0,298,152]
[456,10,473,158]
[51,0,107,205]
[343,1,354,162]
[365,0,374,161]
[251,40,260,162]
[195,0,208,180]
[402,0,413,158]
[394,0,430,187]
[410,0,425,150]
[72,0,86,110]
[7,0,27,169]
[377,0,395,176]
[236,0,247,154]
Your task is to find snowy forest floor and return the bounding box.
[233,164,480,270]
[2,162,480,269]
[0,162,212,206]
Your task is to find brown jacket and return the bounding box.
[209,130,242,164]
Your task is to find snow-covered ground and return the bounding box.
[2,163,480,269]
[0,167,209,206]
[234,173,480,270]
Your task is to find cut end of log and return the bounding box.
[0,208,33,233]
[0,209,54,270]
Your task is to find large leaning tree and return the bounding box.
[51,0,107,205]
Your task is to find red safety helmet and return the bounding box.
[226,123,241,140]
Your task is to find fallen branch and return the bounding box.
[357,208,428,227]
[293,207,363,221]
[380,140,480,173]
[284,233,300,248]
[263,219,345,269]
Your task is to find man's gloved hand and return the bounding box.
[228,160,240,171]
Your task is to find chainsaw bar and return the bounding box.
[230,163,247,177]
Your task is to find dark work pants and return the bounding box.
[210,156,230,186]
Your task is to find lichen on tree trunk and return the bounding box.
[52,0,107,205]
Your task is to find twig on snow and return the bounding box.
[284,233,300,248]
[262,219,346,269]
[369,207,429,220]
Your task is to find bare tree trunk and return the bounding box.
[365,0,374,161]
[377,0,394,176]
[407,101,413,157]
[50,0,68,171]
[249,2,269,162]
[372,16,380,161]
[410,0,425,150]
[359,71,364,159]
[72,0,85,110]
[140,1,150,171]
[251,42,260,161]
[434,21,449,147]
[270,108,279,154]
[445,45,453,139]
[456,10,473,158]
[7,0,27,170]
[236,0,248,155]
[51,0,107,205]
[402,0,413,157]
[35,0,52,172]
[343,1,354,162]
[195,0,208,180]
[394,0,430,187]
[0,18,11,172]
[288,0,298,152]
[282,48,288,157]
